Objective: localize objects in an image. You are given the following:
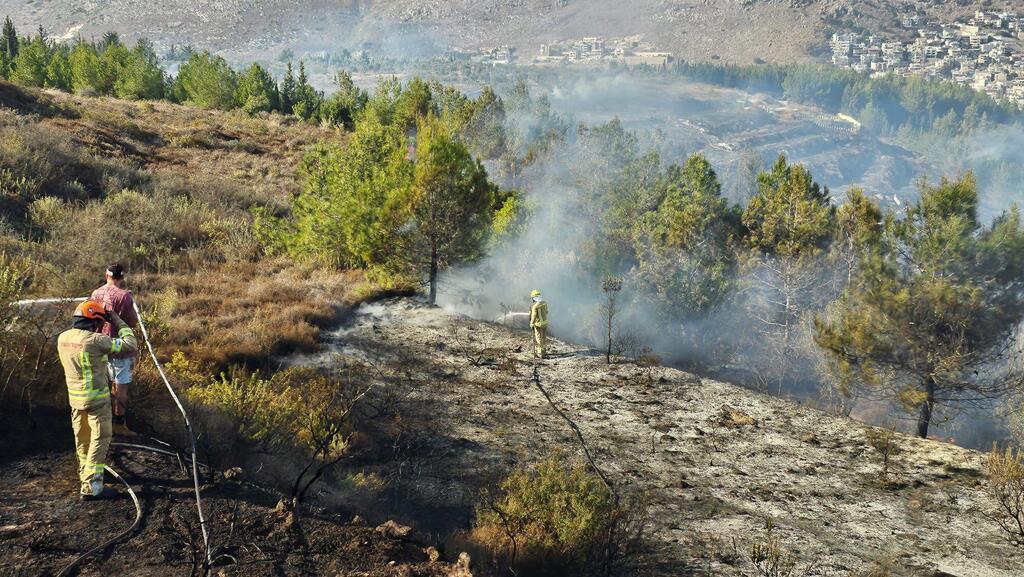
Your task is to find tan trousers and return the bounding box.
[71,401,111,494]
[533,326,547,358]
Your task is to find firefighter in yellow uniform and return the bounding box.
[57,300,138,500]
[529,289,549,359]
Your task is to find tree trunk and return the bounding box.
[428,245,438,305]
[916,377,936,438]
[606,309,613,365]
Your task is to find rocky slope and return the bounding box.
[5,0,1010,65]
[297,298,1022,576]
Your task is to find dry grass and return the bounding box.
[134,260,368,371]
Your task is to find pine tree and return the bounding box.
[45,45,72,91]
[173,51,237,109]
[1,17,17,60]
[741,155,835,393]
[291,61,321,121]
[235,62,279,114]
[635,154,740,321]
[403,116,498,304]
[320,70,368,129]
[816,174,1024,437]
[100,31,120,51]
[10,35,50,88]
[280,62,296,114]
[69,42,102,94]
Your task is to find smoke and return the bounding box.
[434,70,1023,449]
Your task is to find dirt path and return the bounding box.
[317,298,1021,577]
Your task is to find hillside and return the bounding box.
[6,0,1011,65]
[0,82,473,576]
[290,298,1022,576]
[2,72,1024,577]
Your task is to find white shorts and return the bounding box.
[108,357,134,385]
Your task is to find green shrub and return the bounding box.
[467,452,617,576]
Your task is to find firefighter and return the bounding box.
[90,263,139,437]
[57,300,138,500]
[529,289,549,359]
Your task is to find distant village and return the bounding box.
[830,10,1024,104]
[446,35,673,69]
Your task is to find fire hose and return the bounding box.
[54,465,141,577]
[11,296,213,571]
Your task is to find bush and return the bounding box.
[466,452,617,576]
[187,362,371,510]
[985,446,1024,548]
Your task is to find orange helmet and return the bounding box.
[74,300,109,320]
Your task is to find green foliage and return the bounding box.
[174,51,238,109]
[405,116,497,303]
[0,17,17,63]
[187,364,367,506]
[279,61,296,114]
[69,43,102,93]
[235,63,279,114]
[271,79,501,300]
[319,70,367,129]
[470,452,617,576]
[187,369,298,450]
[815,175,1024,437]
[635,154,740,317]
[290,62,321,121]
[464,85,507,159]
[44,45,71,90]
[490,190,528,245]
[9,36,48,87]
[280,113,412,269]
[110,40,165,100]
[743,155,833,258]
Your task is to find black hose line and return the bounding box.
[55,466,142,577]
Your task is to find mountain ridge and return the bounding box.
[6,0,1009,65]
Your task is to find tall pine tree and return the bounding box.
[816,175,1024,438]
[280,62,296,115]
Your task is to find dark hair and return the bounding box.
[106,263,125,279]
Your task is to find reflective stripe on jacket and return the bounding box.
[58,326,138,410]
[530,300,549,328]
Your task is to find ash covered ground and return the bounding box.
[296,298,1022,577]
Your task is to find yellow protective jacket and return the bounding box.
[530,299,549,328]
[58,323,138,410]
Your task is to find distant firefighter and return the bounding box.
[57,300,138,500]
[530,289,549,359]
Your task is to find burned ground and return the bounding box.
[0,408,465,577]
[299,299,1023,577]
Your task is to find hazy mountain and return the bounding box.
[6,0,1010,64]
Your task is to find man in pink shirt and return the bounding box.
[90,263,140,437]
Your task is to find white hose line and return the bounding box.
[9,295,212,567]
[55,465,142,577]
[11,297,87,306]
[132,300,212,567]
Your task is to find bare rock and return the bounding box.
[375,520,413,538]
[446,552,473,577]
[425,546,441,562]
